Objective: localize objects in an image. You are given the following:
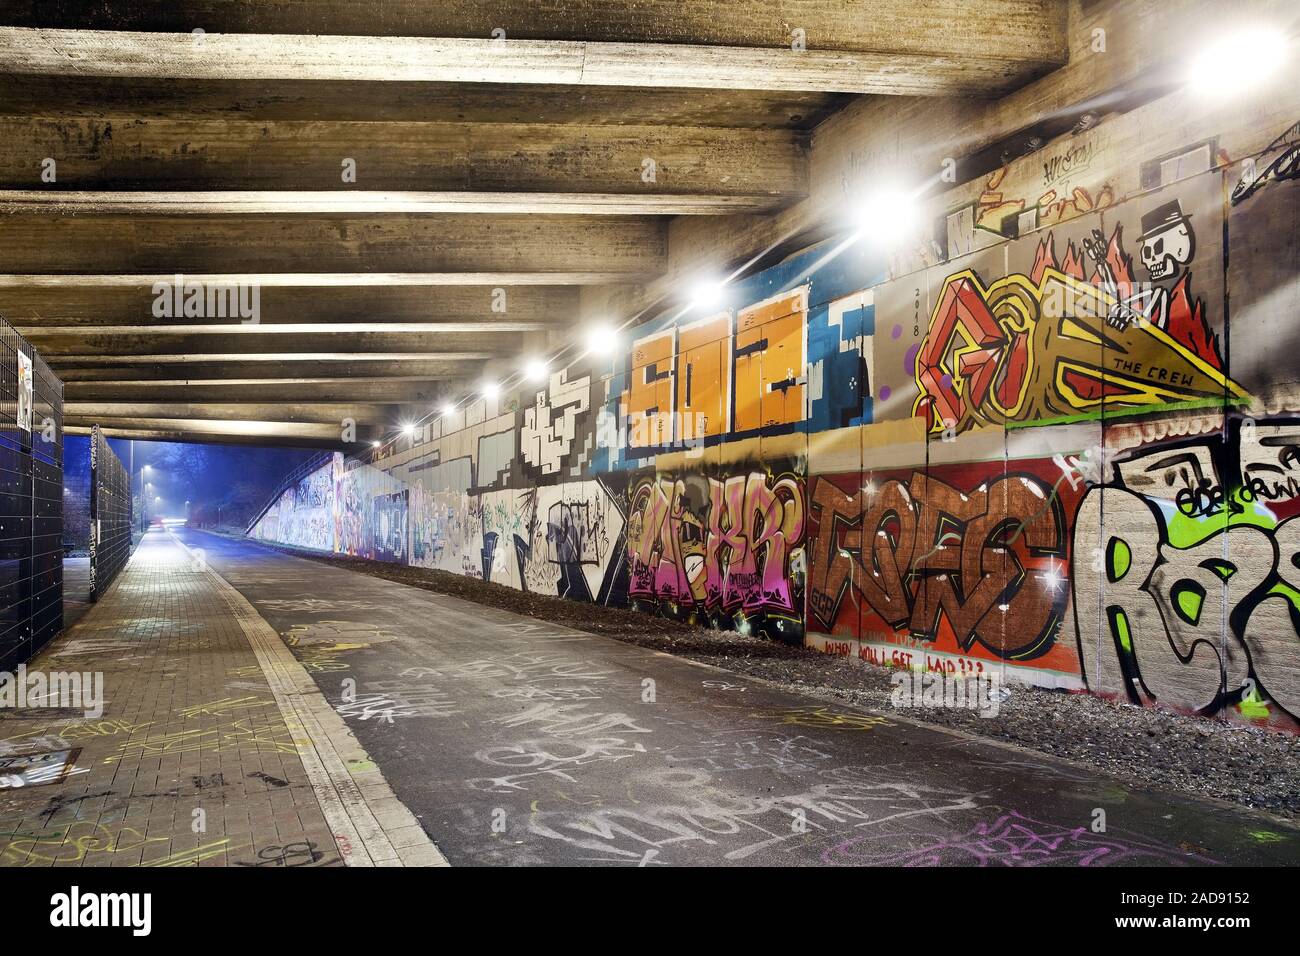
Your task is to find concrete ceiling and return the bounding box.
[0,1,1068,448]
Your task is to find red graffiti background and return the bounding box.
[806,459,1084,678]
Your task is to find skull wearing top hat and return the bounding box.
[1138,199,1194,281]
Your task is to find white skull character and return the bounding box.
[1137,201,1196,282]
[1140,223,1193,280]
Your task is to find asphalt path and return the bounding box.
[179,529,1300,867]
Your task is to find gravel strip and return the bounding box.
[253,539,1300,821]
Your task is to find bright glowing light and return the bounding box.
[440,402,456,418]
[401,423,415,437]
[856,184,921,245]
[482,382,500,400]
[143,465,150,472]
[371,440,380,448]
[689,277,727,311]
[1042,559,1064,595]
[585,325,618,356]
[1188,26,1289,98]
[524,357,549,383]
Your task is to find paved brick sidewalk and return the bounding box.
[0,528,445,867]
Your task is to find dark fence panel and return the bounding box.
[31,349,63,648]
[89,424,131,601]
[0,315,64,671]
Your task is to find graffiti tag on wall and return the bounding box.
[1072,418,1300,727]
[914,219,1243,435]
[627,469,806,640]
[618,289,808,456]
[807,462,1083,678]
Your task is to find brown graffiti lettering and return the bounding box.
[809,472,1068,660]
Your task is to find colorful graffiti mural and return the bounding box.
[617,288,810,455]
[914,191,1243,435]
[1072,417,1300,728]
[250,140,1300,731]
[626,467,806,640]
[806,461,1083,683]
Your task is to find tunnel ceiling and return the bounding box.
[0,1,1067,447]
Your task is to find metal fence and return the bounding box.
[89,425,131,602]
[0,314,64,671]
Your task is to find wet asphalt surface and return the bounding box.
[180,530,1300,867]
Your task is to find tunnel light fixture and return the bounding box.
[371,440,381,448]
[585,324,618,356]
[482,382,500,401]
[440,402,456,418]
[524,357,549,383]
[855,183,921,246]
[401,423,415,437]
[689,277,727,312]
[1188,26,1289,98]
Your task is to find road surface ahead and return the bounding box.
[179,529,1300,867]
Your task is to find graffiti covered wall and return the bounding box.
[1072,417,1300,724]
[251,116,1300,731]
[626,454,807,641]
[807,455,1085,687]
